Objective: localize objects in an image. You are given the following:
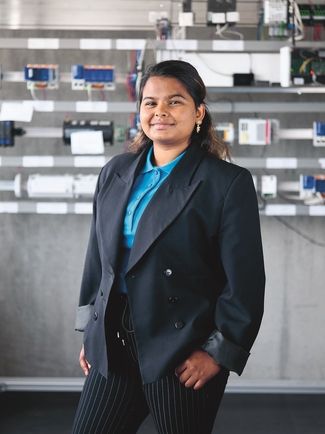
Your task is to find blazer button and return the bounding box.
[164,268,173,277]
[93,311,98,321]
[174,320,184,329]
[168,296,179,303]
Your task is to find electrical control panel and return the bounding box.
[298,4,325,25]
[291,49,325,85]
[24,64,59,89]
[263,0,288,37]
[261,175,277,199]
[71,64,115,90]
[0,121,25,147]
[0,120,15,147]
[207,0,238,25]
[215,122,234,145]
[238,119,279,145]
[313,121,325,147]
[300,174,325,204]
[63,120,114,145]
[264,0,287,25]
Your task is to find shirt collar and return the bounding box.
[141,146,187,175]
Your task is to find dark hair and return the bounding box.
[128,60,229,160]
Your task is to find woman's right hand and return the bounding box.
[79,344,91,376]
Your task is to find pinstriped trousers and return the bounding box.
[72,294,229,434]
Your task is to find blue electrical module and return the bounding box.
[24,64,59,89]
[71,64,115,90]
[301,174,325,200]
[313,121,325,146]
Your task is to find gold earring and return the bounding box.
[196,122,201,133]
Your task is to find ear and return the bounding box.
[196,103,205,123]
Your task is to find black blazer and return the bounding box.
[75,144,265,384]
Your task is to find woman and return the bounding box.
[72,60,265,434]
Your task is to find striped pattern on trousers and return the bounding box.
[72,294,229,434]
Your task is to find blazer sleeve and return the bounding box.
[202,168,265,375]
[75,168,103,332]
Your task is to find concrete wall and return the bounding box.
[1,27,325,386]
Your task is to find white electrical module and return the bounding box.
[239,119,279,145]
[261,175,277,198]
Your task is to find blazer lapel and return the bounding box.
[126,144,204,274]
[97,147,148,273]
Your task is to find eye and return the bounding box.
[170,100,181,105]
[143,100,156,107]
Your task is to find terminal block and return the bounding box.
[24,64,59,89]
[72,65,115,90]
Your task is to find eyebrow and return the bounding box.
[142,94,187,101]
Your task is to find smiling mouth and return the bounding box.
[151,123,174,127]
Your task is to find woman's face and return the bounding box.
[140,76,205,149]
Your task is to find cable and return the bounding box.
[215,23,244,41]
[273,215,325,248]
[288,0,305,42]
[29,83,39,101]
[87,83,92,102]
[221,28,244,40]
[215,23,229,38]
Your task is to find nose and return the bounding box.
[155,102,168,117]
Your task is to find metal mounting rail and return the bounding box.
[0,156,324,169]
[0,38,324,52]
[0,201,324,216]
[1,377,325,394]
[1,101,324,113]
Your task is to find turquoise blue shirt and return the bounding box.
[122,146,186,248]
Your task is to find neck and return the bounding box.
[152,143,189,166]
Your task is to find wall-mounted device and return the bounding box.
[313,121,325,147]
[155,17,172,39]
[26,174,98,198]
[264,0,288,38]
[0,121,25,147]
[63,120,114,145]
[238,118,279,145]
[71,65,115,90]
[282,48,325,86]
[24,64,59,89]
[207,0,239,25]
[261,175,277,199]
[215,122,234,145]
[0,173,97,198]
[300,174,325,205]
[298,4,325,25]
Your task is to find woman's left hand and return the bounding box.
[175,349,221,390]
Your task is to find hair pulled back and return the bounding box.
[129,60,229,160]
